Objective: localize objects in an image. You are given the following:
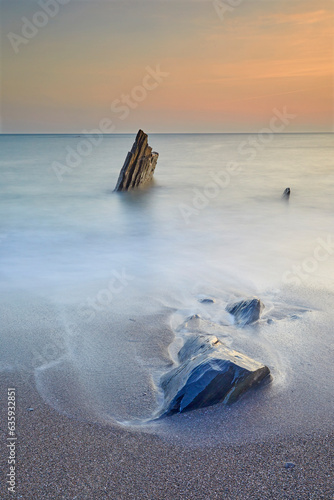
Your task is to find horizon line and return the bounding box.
[0,131,333,136]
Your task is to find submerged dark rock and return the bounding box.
[158,335,270,417]
[199,298,215,304]
[114,130,159,191]
[187,314,201,321]
[282,187,290,200]
[226,297,265,326]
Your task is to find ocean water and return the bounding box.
[1,133,334,444]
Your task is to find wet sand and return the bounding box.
[1,372,332,500]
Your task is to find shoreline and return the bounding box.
[1,371,332,499]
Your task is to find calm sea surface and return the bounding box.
[1,133,333,443]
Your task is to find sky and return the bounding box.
[1,0,333,133]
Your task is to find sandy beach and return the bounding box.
[1,371,332,499]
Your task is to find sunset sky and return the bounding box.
[1,0,333,133]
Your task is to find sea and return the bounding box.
[1,133,333,445]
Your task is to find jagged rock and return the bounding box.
[282,187,290,200]
[226,297,264,326]
[114,130,158,191]
[158,335,270,416]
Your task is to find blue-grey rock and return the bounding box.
[178,335,220,363]
[226,297,264,326]
[199,298,215,304]
[158,336,270,417]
